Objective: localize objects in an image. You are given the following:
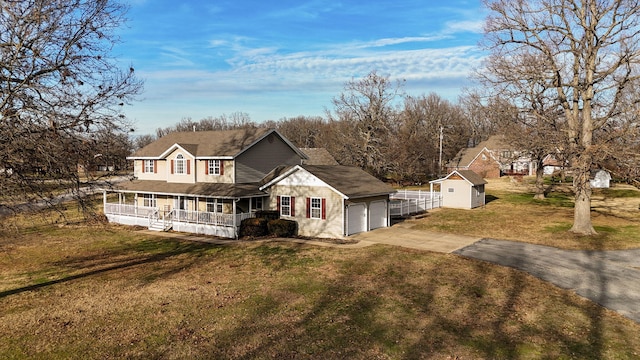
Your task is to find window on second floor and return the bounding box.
[207,160,222,175]
[174,154,186,174]
[143,160,155,173]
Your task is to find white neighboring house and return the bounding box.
[590,170,612,189]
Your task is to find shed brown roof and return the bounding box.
[454,170,488,185]
[131,128,272,158]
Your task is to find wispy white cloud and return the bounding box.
[266,1,344,19]
[122,0,488,134]
[141,43,484,100]
[444,20,485,34]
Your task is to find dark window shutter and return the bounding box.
[205,160,209,175]
[291,196,295,217]
[187,160,191,174]
[153,160,157,173]
[277,196,281,213]
[306,197,310,218]
[170,160,174,174]
[220,161,224,175]
[322,198,326,220]
[141,160,145,173]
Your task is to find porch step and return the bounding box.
[148,222,171,232]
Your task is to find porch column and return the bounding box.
[134,193,138,216]
[233,199,237,239]
[196,196,199,224]
[103,190,107,214]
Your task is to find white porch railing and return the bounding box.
[104,203,156,218]
[389,191,442,217]
[173,209,254,227]
[104,203,254,228]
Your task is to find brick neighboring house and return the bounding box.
[101,128,394,239]
[447,135,535,178]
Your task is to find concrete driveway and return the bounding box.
[349,221,482,253]
[455,239,640,324]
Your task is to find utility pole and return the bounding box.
[438,126,443,177]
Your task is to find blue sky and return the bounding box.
[115,0,487,136]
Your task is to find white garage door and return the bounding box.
[347,203,367,235]
[369,200,387,230]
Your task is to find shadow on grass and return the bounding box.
[200,245,623,359]
[485,194,499,204]
[0,238,220,299]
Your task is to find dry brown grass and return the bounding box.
[2,185,640,358]
[412,177,640,250]
[1,219,640,359]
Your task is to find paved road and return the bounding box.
[454,239,640,323]
[0,177,127,217]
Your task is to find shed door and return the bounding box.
[369,200,387,230]
[347,203,367,235]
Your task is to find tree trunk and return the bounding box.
[533,157,545,200]
[570,165,596,235]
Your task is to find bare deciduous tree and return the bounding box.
[482,0,640,235]
[275,116,330,149]
[327,71,404,178]
[393,93,471,182]
[1,0,142,213]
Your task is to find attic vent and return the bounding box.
[268,134,274,143]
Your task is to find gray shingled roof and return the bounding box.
[113,180,265,198]
[131,128,273,158]
[300,165,396,198]
[300,148,339,165]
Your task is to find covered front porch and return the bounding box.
[102,181,266,238]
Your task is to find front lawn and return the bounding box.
[1,219,640,359]
[411,179,640,250]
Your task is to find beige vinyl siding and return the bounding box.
[268,185,344,239]
[236,133,301,183]
[135,159,167,181]
[166,149,196,184]
[196,160,234,184]
[134,195,235,214]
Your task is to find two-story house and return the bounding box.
[446,135,536,178]
[102,128,395,239]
